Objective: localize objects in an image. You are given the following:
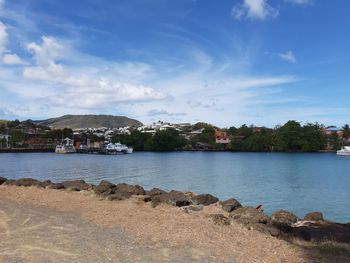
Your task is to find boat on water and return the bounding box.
[105,142,133,154]
[336,146,350,156]
[55,138,76,154]
[124,147,133,154]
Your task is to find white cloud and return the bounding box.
[0,0,4,9]
[147,109,187,117]
[2,53,24,65]
[0,19,300,125]
[232,0,279,20]
[0,21,8,54]
[21,36,169,110]
[279,51,296,63]
[285,0,311,5]
[27,36,64,66]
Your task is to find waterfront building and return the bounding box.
[215,130,231,144]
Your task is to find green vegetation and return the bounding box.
[229,121,327,152]
[144,129,187,151]
[9,130,25,146]
[319,243,350,257]
[112,130,152,151]
[112,129,187,151]
[190,126,215,146]
[1,118,349,152]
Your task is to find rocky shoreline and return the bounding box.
[1,176,350,245]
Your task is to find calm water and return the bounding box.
[0,152,349,222]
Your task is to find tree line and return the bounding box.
[112,121,350,152]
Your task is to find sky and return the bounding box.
[0,0,349,127]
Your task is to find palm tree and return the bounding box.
[342,124,350,144]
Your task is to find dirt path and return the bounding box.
[0,186,342,262]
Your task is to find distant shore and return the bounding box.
[1,179,350,262]
[0,148,338,153]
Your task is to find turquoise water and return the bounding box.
[0,152,349,222]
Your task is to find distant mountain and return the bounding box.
[34,115,143,129]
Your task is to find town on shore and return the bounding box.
[0,115,350,153]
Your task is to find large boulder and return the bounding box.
[192,194,219,206]
[94,180,116,196]
[115,183,145,196]
[47,183,65,190]
[61,180,92,191]
[152,190,192,207]
[230,207,279,236]
[9,178,42,187]
[304,212,324,221]
[271,210,299,232]
[230,207,271,225]
[39,180,53,188]
[293,221,350,243]
[146,188,167,198]
[0,177,7,185]
[221,198,242,212]
[3,179,16,185]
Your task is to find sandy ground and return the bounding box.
[0,185,346,263]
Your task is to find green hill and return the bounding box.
[34,115,143,129]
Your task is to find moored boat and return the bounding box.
[55,138,76,154]
[336,146,350,156]
[104,142,133,154]
[124,147,133,154]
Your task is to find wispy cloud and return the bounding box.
[232,0,279,20]
[1,0,340,127]
[285,0,311,5]
[2,53,24,65]
[147,109,187,117]
[0,21,7,54]
[279,51,296,63]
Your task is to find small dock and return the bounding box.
[0,148,55,153]
[76,148,108,154]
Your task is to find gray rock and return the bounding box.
[40,180,53,188]
[192,194,219,206]
[151,190,192,207]
[230,207,271,225]
[47,183,65,190]
[94,180,116,196]
[146,188,167,197]
[107,192,133,201]
[271,210,298,232]
[230,207,282,237]
[293,221,350,243]
[0,177,7,185]
[115,183,145,195]
[61,180,92,191]
[11,178,42,187]
[304,212,324,221]
[221,198,242,212]
[3,179,16,185]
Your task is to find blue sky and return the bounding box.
[0,0,349,127]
